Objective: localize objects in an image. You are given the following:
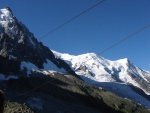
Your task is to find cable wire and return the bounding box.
[16,80,52,96]
[81,24,150,64]
[38,0,106,41]
[97,24,150,56]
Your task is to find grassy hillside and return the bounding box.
[1,72,150,113]
[4,101,33,113]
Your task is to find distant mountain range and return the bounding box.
[0,7,150,113]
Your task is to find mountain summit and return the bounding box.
[53,51,150,94]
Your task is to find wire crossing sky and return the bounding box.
[39,0,106,40]
[0,0,150,70]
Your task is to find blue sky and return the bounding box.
[0,0,150,70]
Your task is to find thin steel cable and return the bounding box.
[38,0,106,41]
[16,80,52,96]
[97,24,150,55]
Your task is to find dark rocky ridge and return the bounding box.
[0,7,79,78]
[127,61,150,93]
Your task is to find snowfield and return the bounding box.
[52,50,150,93]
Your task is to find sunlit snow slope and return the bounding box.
[52,51,150,95]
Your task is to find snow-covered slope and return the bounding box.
[95,82,150,108]
[0,8,14,27]
[52,51,150,95]
[53,50,150,108]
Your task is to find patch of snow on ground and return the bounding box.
[21,59,66,76]
[9,55,17,59]
[35,69,63,76]
[21,61,38,75]
[43,59,66,73]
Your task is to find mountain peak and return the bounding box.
[117,58,128,62]
[0,7,15,28]
[116,58,129,65]
[0,7,11,15]
[0,7,78,78]
[5,7,13,13]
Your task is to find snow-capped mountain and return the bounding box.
[0,7,78,79]
[52,50,150,108]
[52,51,150,93]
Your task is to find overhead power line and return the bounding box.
[82,24,150,64]
[16,23,150,97]
[16,79,53,96]
[38,0,106,41]
[97,24,150,55]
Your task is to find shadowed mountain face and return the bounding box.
[0,7,78,78]
[1,72,150,113]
